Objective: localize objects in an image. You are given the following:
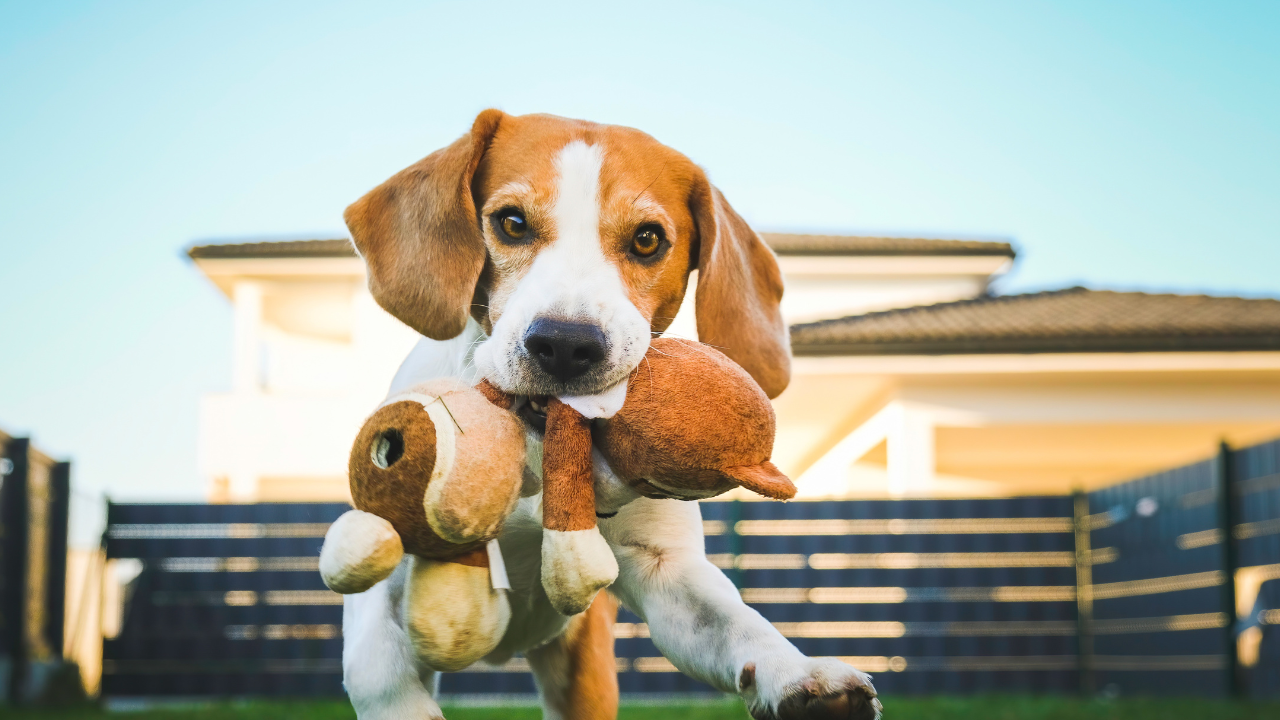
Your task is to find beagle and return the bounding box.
[341,110,881,720]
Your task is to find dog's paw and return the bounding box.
[739,656,881,720]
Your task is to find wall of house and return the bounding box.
[780,356,1280,500]
[196,251,1008,501]
[198,274,418,501]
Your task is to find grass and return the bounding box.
[5,697,1280,720]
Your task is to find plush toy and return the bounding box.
[529,338,797,616]
[323,338,795,647]
[319,378,526,671]
[596,338,797,502]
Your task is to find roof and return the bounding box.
[188,239,356,259]
[790,287,1280,355]
[761,233,1014,257]
[187,234,1014,260]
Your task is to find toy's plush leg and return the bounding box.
[404,547,511,672]
[320,509,404,594]
[541,398,619,616]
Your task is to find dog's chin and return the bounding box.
[508,365,634,435]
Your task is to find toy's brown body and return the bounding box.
[597,338,796,501]
[323,340,796,659]
[535,338,796,615]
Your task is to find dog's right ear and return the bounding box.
[345,109,504,340]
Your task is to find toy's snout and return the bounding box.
[399,382,527,550]
[362,424,490,543]
[358,421,490,545]
[350,380,527,559]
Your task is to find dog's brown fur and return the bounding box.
[345,110,792,399]
[527,592,621,720]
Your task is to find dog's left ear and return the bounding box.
[690,175,791,398]
[345,109,505,340]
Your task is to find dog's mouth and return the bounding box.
[517,396,550,434]
[630,477,705,502]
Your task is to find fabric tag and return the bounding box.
[486,539,511,591]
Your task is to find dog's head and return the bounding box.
[345,110,790,400]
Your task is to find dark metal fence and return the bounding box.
[1236,439,1280,695]
[1084,455,1232,696]
[1,437,72,703]
[100,436,1280,699]
[1080,438,1280,697]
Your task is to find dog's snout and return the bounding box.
[523,319,607,382]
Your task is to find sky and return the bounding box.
[1,1,1277,541]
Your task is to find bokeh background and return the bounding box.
[3,0,1279,512]
[3,1,1280,712]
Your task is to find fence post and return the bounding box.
[725,500,743,589]
[1,438,31,704]
[1217,441,1243,698]
[1072,490,1095,696]
[47,462,71,660]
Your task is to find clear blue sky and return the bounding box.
[2,1,1277,536]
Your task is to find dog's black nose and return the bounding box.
[523,319,607,382]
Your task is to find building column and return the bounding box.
[232,281,263,394]
[229,281,263,502]
[886,402,935,497]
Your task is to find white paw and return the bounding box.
[739,655,881,720]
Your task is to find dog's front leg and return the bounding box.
[342,562,444,720]
[602,499,881,720]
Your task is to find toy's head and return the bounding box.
[349,379,526,558]
[594,339,796,501]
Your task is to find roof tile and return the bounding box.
[791,287,1280,355]
[761,233,1014,257]
[188,239,356,259]
[188,235,1014,260]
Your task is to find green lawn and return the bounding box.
[5,697,1280,720]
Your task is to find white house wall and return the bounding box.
[784,359,1280,499]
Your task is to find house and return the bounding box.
[189,235,1280,502]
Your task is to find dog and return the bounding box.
[340,110,881,720]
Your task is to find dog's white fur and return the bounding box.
[346,326,876,718]
[473,142,650,398]
[343,128,878,719]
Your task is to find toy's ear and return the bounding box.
[345,109,505,340]
[690,174,791,398]
[722,462,796,500]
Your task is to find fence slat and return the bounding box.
[100,438,1280,699]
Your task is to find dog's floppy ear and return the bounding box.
[690,175,791,398]
[345,109,504,340]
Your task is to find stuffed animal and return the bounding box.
[595,338,796,501]
[323,338,795,641]
[319,378,526,671]
[532,338,796,616]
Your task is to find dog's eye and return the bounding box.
[630,225,665,259]
[493,209,530,243]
